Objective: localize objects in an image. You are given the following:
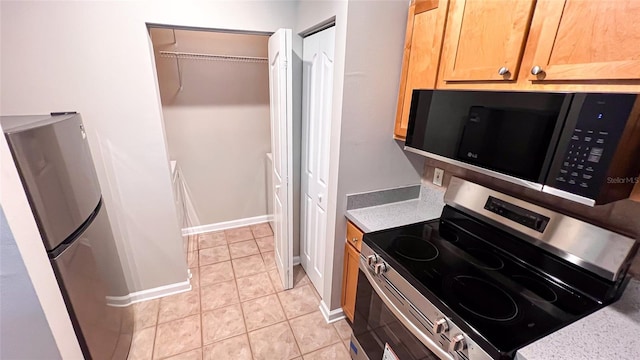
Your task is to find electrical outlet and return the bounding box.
[433,168,444,187]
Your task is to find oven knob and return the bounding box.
[449,334,467,353]
[367,254,379,267]
[374,262,388,275]
[432,317,449,334]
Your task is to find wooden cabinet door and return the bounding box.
[527,0,640,81]
[394,0,448,140]
[341,242,360,322]
[346,221,364,252]
[442,0,535,81]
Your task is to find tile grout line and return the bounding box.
[233,247,257,360]
[150,295,161,359]
[276,274,343,357]
[274,273,304,359]
[159,346,201,360]
[148,270,310,341]
[199,247,205,359]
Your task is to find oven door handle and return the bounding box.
[359,257,454,360]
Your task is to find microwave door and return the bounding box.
[456,106,497,166]
[456,106,558,182]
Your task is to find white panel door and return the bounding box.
[268,29,294,290]
[301,26,336,295]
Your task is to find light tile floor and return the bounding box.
[128,223,352,360]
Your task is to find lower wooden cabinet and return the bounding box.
[342,220,364,322]
[341,241,360,322]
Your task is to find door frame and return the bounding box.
[146,24,298,290]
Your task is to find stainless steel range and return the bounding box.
[349,177,637,360]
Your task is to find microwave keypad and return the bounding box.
[555,128,607,192]
[550,93,636,201]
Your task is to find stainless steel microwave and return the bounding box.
[405,90,640,206]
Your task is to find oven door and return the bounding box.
[350,258,445,360]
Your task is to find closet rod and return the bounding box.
[159,50,268,63]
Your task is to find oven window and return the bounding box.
[353,270,440,360]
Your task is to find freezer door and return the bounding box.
[5,114,102,250]
[51,204,132,360]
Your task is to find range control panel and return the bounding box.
[484,196,549,233]
[550,94,636,199]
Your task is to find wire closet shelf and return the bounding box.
[159,50,268,91]
[159,50,268,63]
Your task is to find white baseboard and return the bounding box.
[293,256,301,266]
[319,300,346,323]
[182,214,274,236]
[106,277,192,307]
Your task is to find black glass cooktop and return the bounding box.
[363,206,624,358]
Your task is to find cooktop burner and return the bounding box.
[465,248,505,271]
[451,275,519,321]
[513,275,558,303]
[392,236,439,262]
[362,205,617,359]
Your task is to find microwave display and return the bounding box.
[406,90,571,183]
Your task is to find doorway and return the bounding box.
[148,25,296,291]
[300,25,336,296]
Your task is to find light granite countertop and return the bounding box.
[345,184,640,360]
[345,183,446,233]
[517,278,640,360]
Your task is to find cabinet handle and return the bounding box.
[498,67,509,76]
[351,238,358,244]
[531,66,544,75]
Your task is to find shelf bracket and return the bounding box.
[175,55,183,92]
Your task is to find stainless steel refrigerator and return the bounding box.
[2,113,133,359]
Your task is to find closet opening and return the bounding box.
[148,25,275,268]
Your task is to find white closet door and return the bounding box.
[301,26,336,296]
[268,28,294,290]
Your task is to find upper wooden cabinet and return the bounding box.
[527,0,640,81]
[442,0,535,81]
[394,0,640,138]
[394,0,449,140]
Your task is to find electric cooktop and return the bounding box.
[363,205,627,358]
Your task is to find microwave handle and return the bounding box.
[358,257,455,360]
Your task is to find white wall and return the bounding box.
[152,29,272,225]
[1,0,418,326]
[296,0,424,312]
[328,0,425,309]
[0,0,298,299]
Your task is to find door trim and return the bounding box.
[299,17,336,38]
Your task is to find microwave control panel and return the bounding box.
[550,94,636,199]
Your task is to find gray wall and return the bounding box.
[295,0,424,310]
[0,207,61,360]
[0,1,298,294]
[152,29,272,226]
[295,0,349,305]
[329,0,424,308]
